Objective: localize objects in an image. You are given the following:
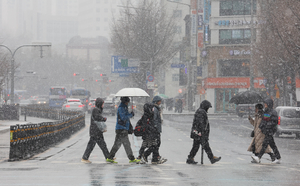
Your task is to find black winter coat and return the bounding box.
[190,100,211,140]
[90,98,106,138]
[259,98,278,136]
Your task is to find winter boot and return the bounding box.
[157,156,167,164]
[210,156,221,164]
[186,158,198,164]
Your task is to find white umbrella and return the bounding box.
[115,88,149,97]
[115,88,149,113]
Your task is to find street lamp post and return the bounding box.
[0,43,51,104]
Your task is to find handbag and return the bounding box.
[92,116,107,132]
[250,130,254,137]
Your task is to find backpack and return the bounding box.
[133,103,154,137]
[134,117,147,137]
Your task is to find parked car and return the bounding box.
[235,104,255,117]
[62,98,85,112]
[88,98,96,113]
[275,106,300,139]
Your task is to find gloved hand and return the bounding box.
[131,112,135,117]
[103,117,107,122]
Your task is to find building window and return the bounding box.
[173,10,182,18]
[219,29,255,44]
[220,0,256,16]
[172,74,179,81]
[218,59,250,77]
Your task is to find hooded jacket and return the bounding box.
[140,103,158,140]
[190,100,212,140]
[152,96,162,133]
[90,98,106,137]
[259,98,278,136]
[115,102,133,130]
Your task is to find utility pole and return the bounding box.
[250,0,254,90]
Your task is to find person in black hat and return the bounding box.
[106,97,140,164]
[186,100,221,164]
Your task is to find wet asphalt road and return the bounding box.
[0,113,300,186]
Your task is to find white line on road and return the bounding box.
[237,157,245,161]
[240,125,253,130]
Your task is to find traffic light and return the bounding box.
[100,74,107,77]
[109,80,111,82]
[96,79,98,82]
[82,79,84,81]
[73,73,80,76]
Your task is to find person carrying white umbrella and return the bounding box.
[106,97,141,164]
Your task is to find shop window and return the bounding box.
[220,0,257,16]
[219,29,255,44]
[218,59,250,77]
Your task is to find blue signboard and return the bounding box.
[171,64,185,68]
[111,56,139,73]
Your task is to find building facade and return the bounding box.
[199,0,258,113]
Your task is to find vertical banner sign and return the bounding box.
[204,0,211,44]
[198,15,203,30]
[205,25,209,44]
[198,0,204,13]
[198,32,204,48]
[191,0,198,58]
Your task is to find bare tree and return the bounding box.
[110,0,182,89]
[255,0,300,106]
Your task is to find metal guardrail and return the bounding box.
[9,105,85,161]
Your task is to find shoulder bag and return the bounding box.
[92,116,107,132]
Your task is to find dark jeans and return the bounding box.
[252,141,275,161]
[108,130,135,160]
[139,134,161,161]
[258,135,281,159]
[82,135,109,160]
[188,138,213,160]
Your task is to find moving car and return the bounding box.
[88,98,96,113]
[62,98,85,112]
[36,98,48,104]
[19,99,31,107]
[275,106,300,139]
[103,99,116,116]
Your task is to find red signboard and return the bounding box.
[198,32,203,48]
[205,77,249,89]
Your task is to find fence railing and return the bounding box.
[20,104,80,120]
[9,105,85,161]
[0,104,19,120]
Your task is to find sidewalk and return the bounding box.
[0,116,57,134]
